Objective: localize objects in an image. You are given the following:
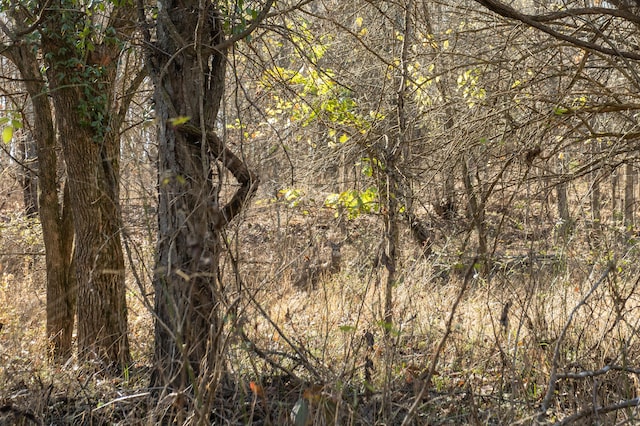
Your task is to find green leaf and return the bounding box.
[2,126,13,143]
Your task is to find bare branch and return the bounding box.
[473,0,640,60]
[554,397,640,425]
[177,123,259,228]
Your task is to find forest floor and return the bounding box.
[1,182,640,425]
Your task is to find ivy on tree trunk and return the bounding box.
[38,0,133,368]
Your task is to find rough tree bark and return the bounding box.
[146,0,261,402]
[4,43,76,360]
[37,1,133,367]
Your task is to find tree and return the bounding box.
[4,43,76,360]
[142,0,263,409]
[1,0,142,366]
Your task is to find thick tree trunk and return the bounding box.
[48,87,130,367]
[39,4,131,368]
[149,0,259,406]
[5,44,76,360]
[6,0,138,365]
[152,1,228,395]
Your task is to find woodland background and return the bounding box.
[1,0,640,424]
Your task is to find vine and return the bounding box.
[40,0,121,142]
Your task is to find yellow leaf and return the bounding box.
[339,134,349,143]
[355,17,363,27]
[168,116,191,126]
[2,126,13,143]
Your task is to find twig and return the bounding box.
[558,364,640,379]
[91,392,151,412]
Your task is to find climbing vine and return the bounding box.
[40,0,121,142]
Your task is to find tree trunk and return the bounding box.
[5,44,76,360]
[612,166,619,223]
[557,154,571,241]
[39,4,131,368]
[17,135,38,218]
[48,83,130,368]
[462,157,488,259]
[590,142,601,226]
[625,162,635,229]
[151,2,226,395]
[149,0,259,409]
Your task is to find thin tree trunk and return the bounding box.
[591,142,601,226]
[557,154,571,241]
[591,182,600,223]
[381,0,413,337]
[462,157,488,259]
[625,162,635,229]
[443,170,457,219]
[17,136,38,218]
[383,167,399,335]
[5,44,76,360]
[612,167,619,223]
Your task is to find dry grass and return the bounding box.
[1,182,640,424]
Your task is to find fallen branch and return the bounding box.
[553,397,640,425]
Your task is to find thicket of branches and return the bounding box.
[2,0,640,423]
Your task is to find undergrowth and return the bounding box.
[2,191,640,425]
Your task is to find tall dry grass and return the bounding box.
[1,183,640,424]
